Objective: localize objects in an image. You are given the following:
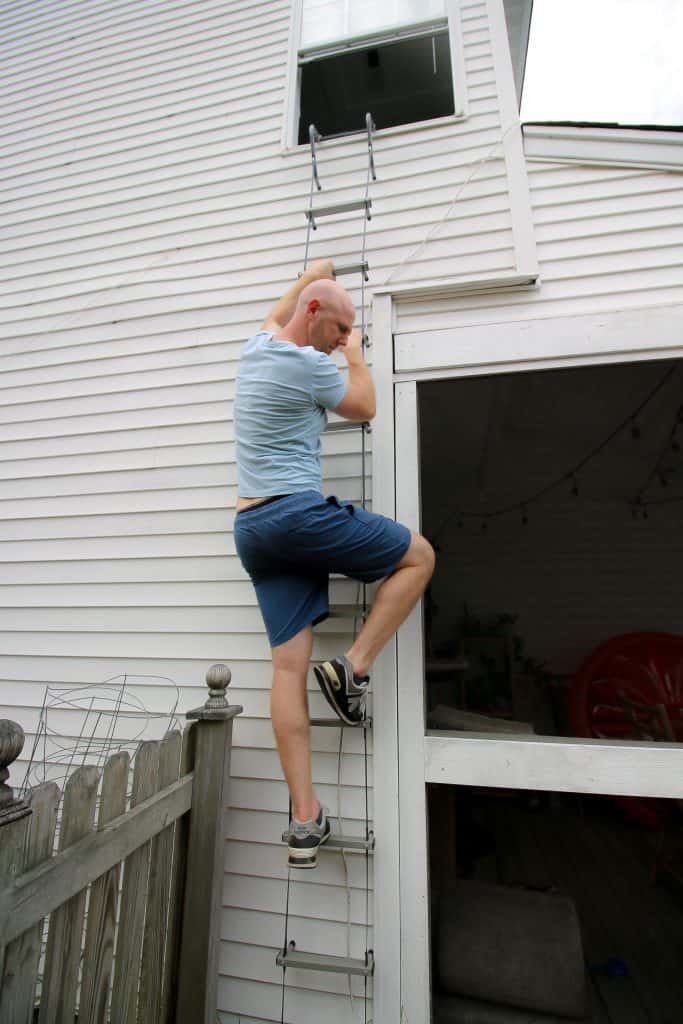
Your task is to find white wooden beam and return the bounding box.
[395,301,683,373]
[395,380,432,1024]
[370,292,402,1024]
[426,733,683,798]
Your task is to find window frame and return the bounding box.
[281,0,468,151]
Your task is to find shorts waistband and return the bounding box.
[236,494,291,515]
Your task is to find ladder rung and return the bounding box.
[306,199,371,227]
[281,829,375,852]
[277,946,374,977]
[309,716,372,729]
[334,261,369,280]
[324,419,371,434]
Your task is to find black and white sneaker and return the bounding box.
[314,655,369,726]
[287,806,331,869]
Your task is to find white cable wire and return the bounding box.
[382,120,520,285]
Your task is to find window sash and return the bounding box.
[298,18,448,62]
[300,0,447,53]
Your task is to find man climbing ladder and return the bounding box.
[233,258,435,868]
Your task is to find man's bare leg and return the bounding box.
[271,624,319,822]
[346,532,435,677]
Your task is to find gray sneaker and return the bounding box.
[287,806,331,869]
[314,655,369,725]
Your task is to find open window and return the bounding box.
[292,0,459,144]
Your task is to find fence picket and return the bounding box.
[38,765,99,1024]
[109,741,160,1024]
[0,812,32,1005]
[0,782,59,1024]
[161,722,196,1024]
[137,730,181,1021]
[79,751,130,1024]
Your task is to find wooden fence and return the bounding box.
[0,664,242,1024]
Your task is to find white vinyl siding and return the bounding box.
[394,150,683,335]
[5,1,667,1022]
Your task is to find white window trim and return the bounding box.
[281,0,468,151]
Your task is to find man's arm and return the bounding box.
[334,330,376,422]
[261,259,335,331]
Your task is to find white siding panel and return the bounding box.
[0,0,515,1019]
[396,160,683,334]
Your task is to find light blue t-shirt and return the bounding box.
[235,331,347,496]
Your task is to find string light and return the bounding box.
[430,364,680,542]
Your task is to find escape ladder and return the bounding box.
[276,113,378,1024]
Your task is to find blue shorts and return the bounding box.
[234,490,412,648]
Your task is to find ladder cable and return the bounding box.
[280,113,376,1024]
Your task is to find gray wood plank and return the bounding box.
[109,740,160,1024]
[0,773,193,946]
[38,765,99,1024]
[160,723,195,1024]
[0,782,59,1024]
[0,812,32,1007]
[79,751,129,1024]
[137,730,181,1021]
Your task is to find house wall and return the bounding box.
[395,138,683,337]
[0,1,524,1021]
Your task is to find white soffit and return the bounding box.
[523,123,683,171]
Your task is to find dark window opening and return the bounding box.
[298,31,454,144]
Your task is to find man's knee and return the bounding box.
[399,532,435,577]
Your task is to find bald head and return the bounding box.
[282,277,356,355]
[296,278,355,320]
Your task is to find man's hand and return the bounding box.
[306,258,336,282]
[334,328,375,420]
[337,328,365,365]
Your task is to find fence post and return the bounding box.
[0,721,32,988]
[175,665,242,1024]
[0,720,31,828]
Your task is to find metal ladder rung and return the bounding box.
[276,945,374,977]
[306,199,371,228]
[334,261,369,280]
[281,829,375,853]
[309,716,372,728]
[324,419,371,434]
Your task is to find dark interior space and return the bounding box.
[298,31,454,142]
[419,358,683,744]
[419,357,683,1022]
[428,785,683,1023]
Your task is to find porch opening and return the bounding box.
[428,783,683,1023]
[418,355,683,1022]
[420,356,683,743]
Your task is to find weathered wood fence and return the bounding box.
[0,664,241,1024]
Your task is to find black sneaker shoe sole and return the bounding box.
[288,821,331,869]
[313,662,363,726]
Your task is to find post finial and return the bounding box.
[186,664,241,722]
[0,719,31,826]
[205,663,231,710]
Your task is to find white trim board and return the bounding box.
[426,733,683,798]
[369,294,402,1024]
[394,301,683,373]
[395,380,431,1024]
[523,123,683,172]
